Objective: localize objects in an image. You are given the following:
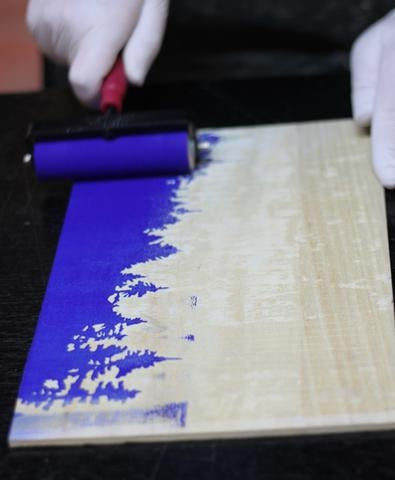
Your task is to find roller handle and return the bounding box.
[100,58,128,113]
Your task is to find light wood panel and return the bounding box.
[9,119,395,447]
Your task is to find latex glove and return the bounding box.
[26,0,169,107]
[351,10,395,188]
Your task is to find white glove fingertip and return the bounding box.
[26,0,38,34]
[123,0,169,86]
[372,127,395,188]
[373,162,395,189]
[69,63,102,107]
[123,56,147,86]
[352,88,374,127]
[369,13,395,188]
[68,33,121,107]
[350,19,383,129]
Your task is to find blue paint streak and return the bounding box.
[175,207,191,215]
[90,383,140,404]
[14,132,220,428]
[183,334,195,342]
[197,133,220,162]
[118,281,167,298]
[143,402,188,427]
[11,402,188,438]
[198,132,220,146]
[17,176,187,408]
[115,350,176,378]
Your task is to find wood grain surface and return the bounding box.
[9,118,395,447]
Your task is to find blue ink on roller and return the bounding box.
[34,131,193,181]
[117,281,167,298]
[28,110,197,181]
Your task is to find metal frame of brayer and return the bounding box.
[23,109,198,173]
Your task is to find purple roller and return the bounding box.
[33,130,195,180]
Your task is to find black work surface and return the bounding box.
[2,74,395,479]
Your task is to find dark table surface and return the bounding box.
[2,74,395,479]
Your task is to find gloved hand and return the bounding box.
[351,10,395,188]
[26,0,169,107]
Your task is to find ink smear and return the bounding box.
[11,131,220,443]
[17,177,188,409]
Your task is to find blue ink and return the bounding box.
[90,383,140,404]
[175,207,192,215]
[117,281,167,298]
[35,130,192,181]
[13,131,221,441]
[198,133,220,146]
[10,402,188,440]
[183,334,195,342]
[143,402,187,427]
[17,176,189,409]
[197,133,220,162]
[74,317,146,344]
[115,349,177,378]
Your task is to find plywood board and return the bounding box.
[9,119,395,447]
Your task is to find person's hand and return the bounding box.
[26,0,169,107]
[351,10,395,188]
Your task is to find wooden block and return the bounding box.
[9,119,395,447]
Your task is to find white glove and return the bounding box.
[26,0,169,106]
[351,10,395,188]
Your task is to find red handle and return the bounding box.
[100,58,128,113]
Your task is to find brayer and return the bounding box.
[23,59,208,181]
